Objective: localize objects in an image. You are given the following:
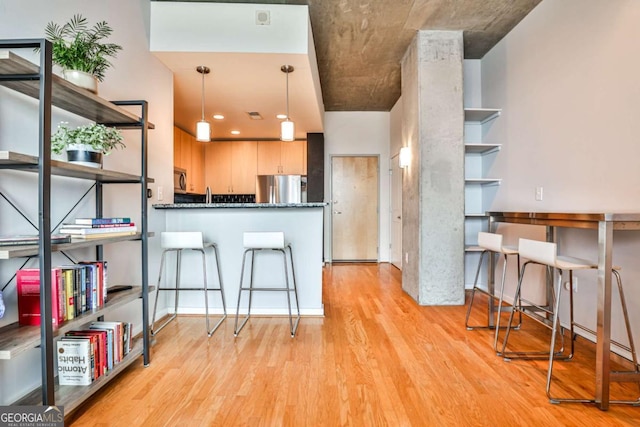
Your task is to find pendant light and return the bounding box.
[196,65,211,142]
[280,65,295,141]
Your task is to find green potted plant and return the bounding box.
[52,122,125,168]
[42,14,122,93]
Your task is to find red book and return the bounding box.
[66,330,107,378]
[16,268,63,327]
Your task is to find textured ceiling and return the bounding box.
[160,0,542,111]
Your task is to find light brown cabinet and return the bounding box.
[205,141,257,194]
[257,140,307,175]
[174,126,205,194]
[191,139,205,194]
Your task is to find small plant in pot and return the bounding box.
[52,122,125,168]
[41,14,122,94]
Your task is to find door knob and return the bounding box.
[334,211,342,214]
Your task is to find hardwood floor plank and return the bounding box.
[67,264,640,426]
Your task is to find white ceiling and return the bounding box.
[150,2,324,141]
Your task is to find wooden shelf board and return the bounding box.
[0,50,154,128]
[0,286,152,360]
[11,339,144,415]
[465,178,502,186]
[0,232,154,260]
[0,151,154,184]
[464,108,501,123]
[465,213,489,218]
[464,144,501,154]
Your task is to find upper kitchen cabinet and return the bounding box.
[257,140,307,175]
[174,126,205,194]
[205,141,257,194]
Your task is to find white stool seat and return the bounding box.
[161,231,206,249]
[243,231,285,249]
[151,231,226,337]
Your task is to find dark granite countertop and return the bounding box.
[153,202,328,209]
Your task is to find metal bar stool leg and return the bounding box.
[287,244,301,337]
[205,243,227,337]
[234,249,253,336]
[151,249,181,336]
[465,250,488,329]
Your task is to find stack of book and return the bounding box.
[57,320,133,386]
[17,261,108,326]
[58,217,137,239]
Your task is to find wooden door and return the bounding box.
[390,154,402,270]
[281,140,305,175]
[231,141,257,194]
[257,141,281,175]
[191,140,205,194]
[205,142,232,194]
[331,156,379,261]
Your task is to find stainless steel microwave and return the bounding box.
[174,167,187,193]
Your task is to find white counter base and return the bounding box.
[158,205,325,316]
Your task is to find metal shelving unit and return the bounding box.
[0,39,152,411]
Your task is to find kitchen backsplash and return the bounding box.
[173,193,256,204]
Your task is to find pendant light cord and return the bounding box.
[201,69,205,121]
[286,69,290,120]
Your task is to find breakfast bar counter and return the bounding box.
[153,203,326,316]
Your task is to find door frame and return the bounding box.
[329,154,380,263]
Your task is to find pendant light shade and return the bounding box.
[196,66,211,142]
[280,65,295,141]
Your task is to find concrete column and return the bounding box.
[401,31,465,305]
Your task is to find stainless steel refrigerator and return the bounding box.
[256,175,306,203]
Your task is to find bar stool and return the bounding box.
[501,238,639,404]
[234,231,300,338]
[465,232,521,352]
[151,231,226,337]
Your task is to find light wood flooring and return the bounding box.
[68,263,640,426]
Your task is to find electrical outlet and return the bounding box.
[157,186,163,201]
[535,186,543,201]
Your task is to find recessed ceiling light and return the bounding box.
[231,130,240,135]
[276,114,287,120]
[213,114,224,120]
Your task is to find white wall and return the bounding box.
[0,0,173,404]
[324,112,391,262]
[481,0,640,356]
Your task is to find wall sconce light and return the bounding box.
[399,147,410,168]
[196,65,211,142]
[280,65,295,141]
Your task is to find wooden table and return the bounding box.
[488,211,640,410]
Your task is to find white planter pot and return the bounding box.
[66,143,103,168]
[62,70,98,94]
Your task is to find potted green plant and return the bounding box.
[42,14,122,93]
[52,122,125,168]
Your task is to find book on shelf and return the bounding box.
[57,338,93,386]
[69,231,137,240]
[0,234,71,246]
[16,268,64,326]
[59,225,137,235]
[75,217,131,225]
[59,222,135,229]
